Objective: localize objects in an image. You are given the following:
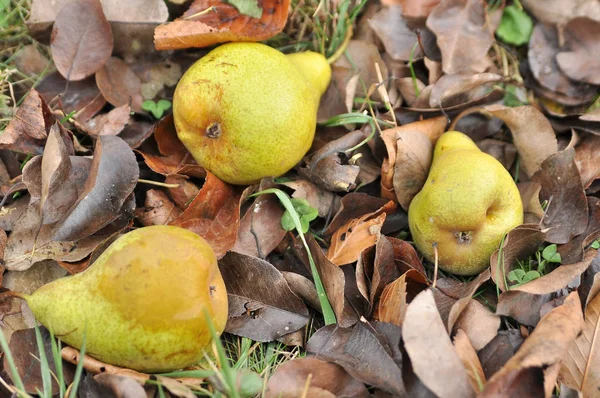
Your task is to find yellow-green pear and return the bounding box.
[173,42,331,185]
[408,131,523,275]
[22,225,228,373]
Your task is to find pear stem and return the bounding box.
[327,23,353,65]
[183,6,216,20]
[137,179,180,189]
[432,243,439,289]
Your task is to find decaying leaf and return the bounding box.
[154,0,290,50]
[532,149,588,244]
[482,292,584,396]
[556,18,600,85]
[265,357,370,398]
[135,189,182,226]
[50,0,113,81]
[392,130,432,210]
[574,133,600,189]
[403,289,475,398]
[429,73,503,108]
[367,6,420,61]
[454,300,501,351]
[454,329,486,393]
[521,0,600,25]
[375,269,428,327]
[82,104,130,136]
[327,212,386,266]
[219,252,309,342]
[170,172,241,259]
[426,0,496,74]
[95,57,144,113]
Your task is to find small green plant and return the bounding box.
[591,239,600,249]
[508,244,561,288]
[142,99,172,119]
[495,3,533,46]
[281,198,318,233]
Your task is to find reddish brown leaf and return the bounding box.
[154,0,290,50]
[490,224,546,291]
[375,269,428,327]
[165,175,200,209]
[403,289,475,398]
[574,133,600,189]
[556,18,600,85]
[50,0,113,81]
[532,149,588,244]
[0,89,53,154]
[453,329,486,393]
[392,131,432,210]
[82,104,130,136]
[135,189,182,226]
[481,292,584,396]
[426,0,496,74]
[171,172,241,259]
[265,357,369,398]
[218,251,309,342]
[327,212,386,266]
[95,57,143,113]
[325,193,393,235]
[384,0,441,19]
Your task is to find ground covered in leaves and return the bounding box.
[1,0,600,397]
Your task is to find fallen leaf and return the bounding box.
[496,290,552,327]
[388,0,441,19]
[559,196,600,264]
[11,45,50,77]
[559,274,600,395]
[84,374,146,398]
[82,104,130,136]
[403,289,475,398]
[574,132,600,189]
[521,0,600,26]
[454,329,486,393]
[264,357,370,398]
[490,224,546,292]
[532,149,588,244]
[556,18,600,85]
[281,178,340,218]
[281,272,320,311]
[218,252,309,342]
[393,130,432,210]
[307,322,407,396]
[478,329,524,379]
[447,270,491,333]
[430,73,503,108]
[135,189,182,226]
[481,291,584,396]
[375,269,428,327]
[95,57,144,113]
[50,0,113,81]
[426,0,496,74]
[454,300,500,350]
[325,193,394,236]
[478,139,518,170]
[165,175,200,209]
[154,0,290,50]
[231,180,286,259]
[0,89,53,154]
[5,327,74,394]
[327,212,386,266]
[170,172,241,259]
[367,6,420,61]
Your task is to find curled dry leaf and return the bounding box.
[265,357,370,398]
[327,212,386,266]
[447,269,491,333]
[154,0,290,50]
[0,89,53,155]
[426,0,496,74]
[82,104,130,136]
[367,6,420,61]
[170,172,241,259]
[532,149,588,244]
[403,289,475,398]
[518,182,545,224]
[281,271,320,311]
[478,330,524,379]
[490,224,546,292]
[165,175,200,209]
[574,133,600,189]
[389,0,441,19]
[429,73,503,108]
[95,57,144,113]
[52,135,139,241]
[559,274,600,395]
[50,0,113,81]
[393,130,432,211]
[521,0,600,25]
[454,300,500,351]
[453,329,486,393]
[559,196,600,264]
[307,322,407,396]
[496,290,552,327]
[556,18,600,85]
[218,251,309,342]
[281,179,340,218]
[135,189,182,226]
[84,374,146,398]
[325,193,393,235]
[375,269,428,327]
[481,292,584,397]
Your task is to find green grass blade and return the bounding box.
[67,332,86,398]
[0,329,27,395]
[251,188,336,325]
[33,326,52,398]
[48,330,65,398]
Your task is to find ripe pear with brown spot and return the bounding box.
[408,131,523,275]
[173,42,331,185]
[22,226,228,373]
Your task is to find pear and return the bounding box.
[22,225,228,373]
[173,42,331,185]
[408,131,523,275]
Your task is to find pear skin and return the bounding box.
[173,42,331,185]
[24,226,228,373]
[408,131,523,275]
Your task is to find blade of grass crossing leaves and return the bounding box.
[158,369,215,378]
[34,326,52,398]
[49,329,66,398]
[251,189,336,325]
[204,310,239,398]
[157,383,166,398]
[68,331,86,398]
[0,328,27,395]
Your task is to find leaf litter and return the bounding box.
[2,0,600,396]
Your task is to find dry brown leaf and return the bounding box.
[154,0,289,50]
[135,189,182,226]
[95,57,143,113]
[82,104,130,136]
[559,274,600,394]
[454,300,500,350]
[521,0,600,25]
[453,329,486,393]
[481,291,584,396]
[327,212,386,266]
[403,289,475,398]
[384,0,441,19]
[574,133,600,189]
[426,0,496,74]
[367,6,420,61]
[556,18,600,85]
[429,73,503,108]
[50,0,113,81]
[393,131,432,211]
[375,269,428,327]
